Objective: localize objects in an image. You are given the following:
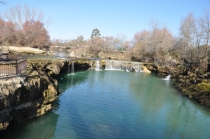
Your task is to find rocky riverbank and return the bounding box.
[0,58,91,130]
[150,62,210,107]
[0,71,58,130]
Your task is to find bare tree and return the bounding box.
[88,28,103,57]
[132,30,151,61]
[51,39,63,46]
[4,5,44,30]
[0,18,5,44]
[116,33,127,52]
[132,26,174,64]
[76,35,85,47]
[2,21,16,45]
[199,10,210,56]
[101,36,117,53]
[179,13,196,53]
[88,37,103,57]
[22,20,49,47]
[0,1,6,4]
[193,18,203,59]
[150,27,174,64]
[0,5,50,47]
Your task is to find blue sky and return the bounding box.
[0,0,210,40]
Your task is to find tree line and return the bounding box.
[1,5,210,68]
[51,29,130,57]
[52,10,210,67]
[0,5,50,47]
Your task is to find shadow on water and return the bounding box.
[0,71,89,139]
[53,70,89,93]
[0,72,88,139]
[0,112,59,139]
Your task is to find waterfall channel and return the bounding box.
[105,60,143,72]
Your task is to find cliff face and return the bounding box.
[0,71,58,130]
[0,59,90,131]
[27,59,90,75]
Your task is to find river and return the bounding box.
[1,70,210,139]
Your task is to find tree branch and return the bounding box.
[0,1,6,4]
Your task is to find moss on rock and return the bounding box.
[194,81,210,93]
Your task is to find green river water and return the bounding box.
[1,70,210,139]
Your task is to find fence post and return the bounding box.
[16,59,18,75]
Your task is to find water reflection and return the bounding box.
[129,72,210,139]
[164,96,210,139]
[129,73,166,115]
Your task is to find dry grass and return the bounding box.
[1,46,45,54]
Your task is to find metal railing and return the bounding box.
[0,56,27,78]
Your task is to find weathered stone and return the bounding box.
[0,72,58,130]
[28,70,39,76]
[0,122,9,130]
[46,61,64,75]
[142,66,151,73]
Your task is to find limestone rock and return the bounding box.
[142,66,151,73]
[0,122,9,130]
[0,72,58,130]
[46,61,64,75]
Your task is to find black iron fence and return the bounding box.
[0,57,27,78]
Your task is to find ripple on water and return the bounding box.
[1,70,210,139]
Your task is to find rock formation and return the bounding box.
[0,58,91,130]
[0,71,58,130]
